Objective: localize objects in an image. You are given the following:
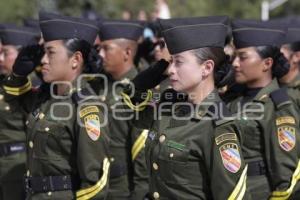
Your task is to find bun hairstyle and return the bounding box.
[63,38,102,73]
[255,45,290,79]
[192,47,234,88]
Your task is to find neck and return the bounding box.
[280,65,299,84]
[111,62,133,80]
[56,74,78,95]
[246,74,272,88]
[187,78,215,105]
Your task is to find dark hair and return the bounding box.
[255,45,290,79]
[62,38,102,73]
[192,47,234,88]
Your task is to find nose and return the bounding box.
[41,53,48,66]
[232,56,240,69]
[0,52,4,63]
[166,61,175,76]
[99,48,105,59]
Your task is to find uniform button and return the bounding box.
[47,192,52,196]
[4,106,10,111]
[153,192,160,199]
[159,135,166,143]
[100,95,106,102]
[29,141,34,148]
[153,162,159,170]
[110,157,115,162]
[25,120,29,125]
[0,94,3,100]
[45,127,50,132]
[169,153,174,158]
[26,170,30,176]
[39,113,45,120]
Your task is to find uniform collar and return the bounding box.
[287,72,300,88]
[173,89,221,119]
[115,66,138,82]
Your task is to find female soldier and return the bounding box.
[122,16,250,200]
[3,12,109,200]
[229,19,300,199]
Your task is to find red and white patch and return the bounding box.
[219,143,241,173]
[84,114,101,141]
[278,126,296,152]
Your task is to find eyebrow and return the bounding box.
[173,55,184,59]
[45,46,54,51]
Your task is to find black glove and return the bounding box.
[12,45,44,76]
[132,59,169,91]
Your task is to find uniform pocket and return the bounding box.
[33,121,67,160]
[158,140,190,185]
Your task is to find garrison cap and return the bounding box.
[0,23,39,46]
[99,19,144,41]
[232,19,287,48]
[39,11,99,45]
[285,17,300,44]
[158,16,229,54]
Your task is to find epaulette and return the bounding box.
[208,101,233,126]
[71,87,95,105]
[269,88,291,109]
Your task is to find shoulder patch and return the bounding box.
[84,114,101,141]
[276,116,296,126]
[219,143,241,173]
[215,133,237,145]
[278,126,296,152]
[79,106,99,118]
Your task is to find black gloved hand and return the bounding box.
[132,59,169,91]
[12,44,44,76]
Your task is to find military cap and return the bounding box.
[39,11,98,45]
[0,23,39,46]
[232,19,287,48]
[99,19,144,41]
[158,16,229,54]
[285,17,300,44]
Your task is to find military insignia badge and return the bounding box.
[278,126,296,152]
[84,114,101,141]
[219,143,241,173]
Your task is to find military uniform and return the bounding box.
[0,86,26,200]
[89,67,149,200]
[3,74,110,200]
[2,11,110,200]
[0,24,40,200]
[230,19,300,199]
[122,16,250,200]
[124,89,248,200]
[95,20,149,199]
[228,79,300,199]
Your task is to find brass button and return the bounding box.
[110,157,115,162]
[153,162,158,170]
[47,192,52,196]
[29,141,34,148]
[26,170,30,176]
[159,135,166,143]
[39,113,45,120]
[153,192,160,199]
[45,127,50,132]
[25,120,29,125]
[169,153,174,158]
[4,106,10,111]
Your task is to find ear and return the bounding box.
[262,57,273,71]
[123,46,132,62]
[202,59,215,77]
[71,51,83,70]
